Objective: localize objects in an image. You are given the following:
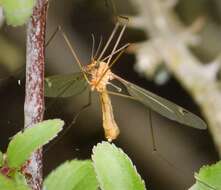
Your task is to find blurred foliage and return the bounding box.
[176,0,221,62]
[0,0,35,26]
[0,35,24,79]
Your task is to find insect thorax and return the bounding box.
[86,61,113,92]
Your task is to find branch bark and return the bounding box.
[130,0,221,156]
[23,0,48,189]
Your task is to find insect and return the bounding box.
[45,18,207,142]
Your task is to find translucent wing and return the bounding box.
[116,76,207,130]
[45,72,88,98]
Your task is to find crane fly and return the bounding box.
[45,18,207,142]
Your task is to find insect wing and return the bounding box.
[121,80,207,130]
[45,72,88,98]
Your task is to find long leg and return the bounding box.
[97,22,120,61]
[106,17,128,65]
[45,26,60,47]
[91,34,95,61]
[44,90,92,153]
[69,90,92,127]
[95,44,127,88]
[107,90,158,151]
[148,110,190,176]
[57,26,89,83]
[94,36,103,60]
[101,43,130,62]
[107,90,190,176]
[105,43,127,70]
[97,0,125,60]
[106,90,137,101]
[0,24,51,84]
[148,109,157,151]
[106,90,158,151]
[45,26,89,83]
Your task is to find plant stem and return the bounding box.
[24,0,48,189]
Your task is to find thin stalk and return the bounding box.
[23,0,48,189]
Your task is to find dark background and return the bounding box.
[0,0,220,189]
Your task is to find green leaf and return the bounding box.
[12,172,29,189]
[16,186,30,190]
[0,173,30,190]
[0,173,15,190]
[7,119,64,168]
[45,73,88,98]
[190,161,221,190]
[92,142,146,190]
[44,160,98,190]
[0,151,3,167]
[120,79,207,130]
[1,0,36,26]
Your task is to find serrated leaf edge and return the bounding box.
[7,119,64,168]
[44,159,95,190]
[91,141,146,190]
